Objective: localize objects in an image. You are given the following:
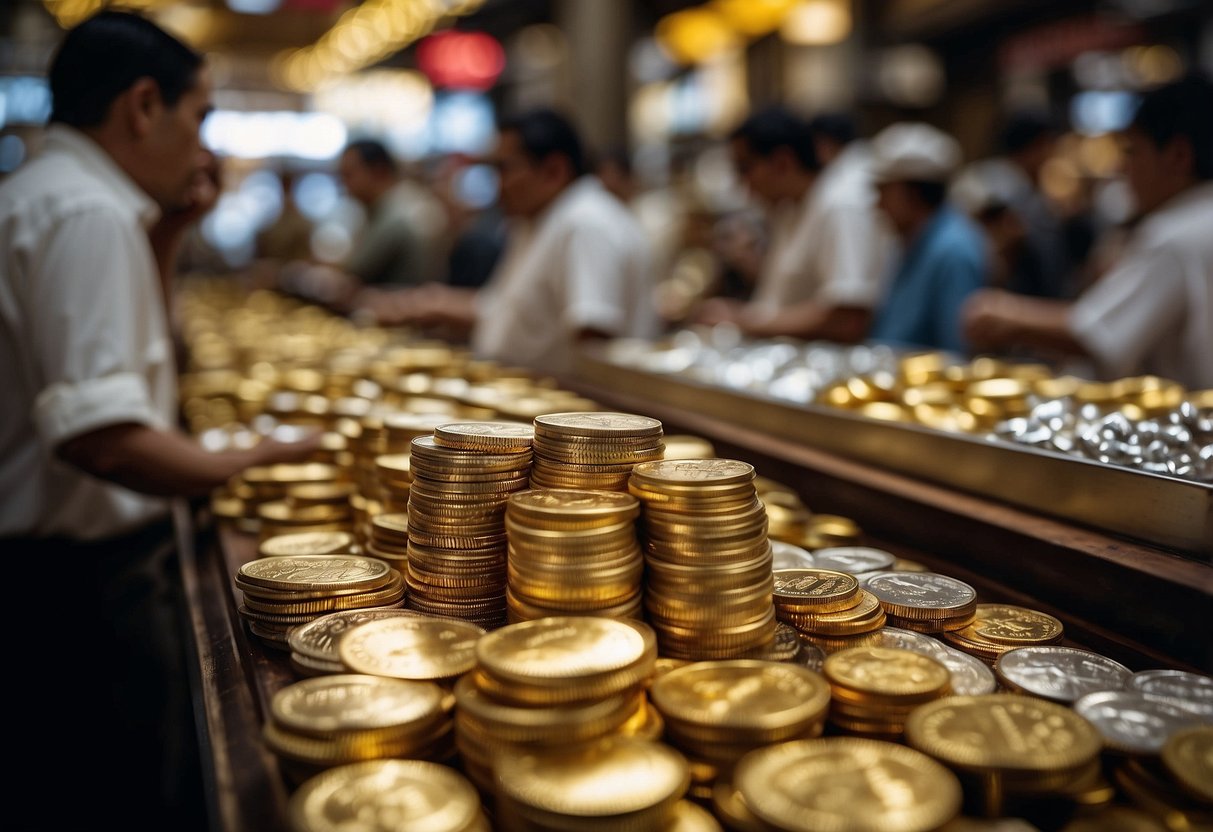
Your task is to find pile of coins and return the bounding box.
[364,512,409,572]
[1113,726,1213,828]
[994,645,1132,704]
[650,660,830,769]
[942,604,1065,663]
[823,646,951,739]
[373,454,411,513]
[234,555,405,648]
[864,571,978,633]
[756,479,865,551]
[504,489,644,622]
[728,738,963,832]
[243,464,351,540]
[907,694,1104,816]
[631,459,777,660]
[454,617,657,792]
[287,608,425,677]
[844,627,997,695]
[405,425,535,628]
[259,530,355,558]
[531,412,665,491]
[262,674,455,783]
[288,760,489,832]
[494,737,691,831]
[771,568,886,652]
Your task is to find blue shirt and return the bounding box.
[870,205,987,352]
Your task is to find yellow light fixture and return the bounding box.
[710,0,798,38]
[781,0,851,46]
[656,7,739,66]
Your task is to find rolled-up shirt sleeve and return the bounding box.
[1069,243,1185,379]
[25,207,165,448]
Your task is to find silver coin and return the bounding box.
[1127,669,1213,719]
[1073,690,1210,753]
[794,639,826,673]
[770,540,816,571]
[995,646,1132,704]
[810,546,896,575]
[865,572,977,612]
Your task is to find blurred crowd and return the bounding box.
[217,75,1211,388]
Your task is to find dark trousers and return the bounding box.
[7,517,207,831]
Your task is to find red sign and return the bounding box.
[417,31,506,91]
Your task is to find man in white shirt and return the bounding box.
[371,108,657,375]
[0,12,315,828]
[696,107,889,342]
[964,75,1213,389]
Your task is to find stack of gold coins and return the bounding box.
[353,413,387,500]
[337,615,484,683]
[1113,726,1213,829]
[864,572,978,633]
[285,480,356,512]
[454,617,658,792]
[756,482,812,544]
[288,760,489,832]
[504,489,643,622]
[650,660,830,769]
[259,530,355,558]
[494,737,690,832]
[364,513,409,572]
[994,646,1131,704]
[288,608,425,677]
[262,674,455,784]
[771,568,886,653]
[631,459,777,660]
[235,555,405,648]
[246,463,350,540]
[374,454,411,513]
[942,604,1065,664]
[405,430,533,628]
[823,646,951,739]
[907,694,1104,817]
[731,738,963,832]
[531,412,664,492]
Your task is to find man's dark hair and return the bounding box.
[344,139,398,174]
[499,108,587,178]
[998,110,1060,156]
[731,107,819,171]
[49,10,203,128]
[807,113,857,147]
[1130,74,1213,180]
[907,180,948,209]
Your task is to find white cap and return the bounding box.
[869,122,961,184]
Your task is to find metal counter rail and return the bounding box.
[575,348,1213,560]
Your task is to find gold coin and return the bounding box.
[905,694,1103,774]
[476,616,654,684]
[631,458,755,487]
[1162,726,1213,803]
[651,660,830,739]
[260,531,355,558]
[772,569,860,613]
[238,555,391,593]
[258,501,350,525]
[287,481,356,505]
[244,462,340,485]
[662,800,722,831]
[494,736,688,820]
[453,674,636,743]
[243,575,406,615]
[271,674,448,736]
[534,412,663,438]
[661,436,717,460]
[287,759,480,832]
[263,720,447,766]
[508,488,639,526]
[824,646,951,699]
[735,737,962,832]
[290,652,346,677]
[968,604,1064,645]
[433,420,534,451]
[338,616,484,680]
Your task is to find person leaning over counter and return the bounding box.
[0,12,318,829]
[868,122,989,353]
[963,75,1213,389]
[370,108,659,375]
[695,107,890,342]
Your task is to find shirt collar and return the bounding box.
[43,124,161,228]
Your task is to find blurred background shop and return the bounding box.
[2,0,1210,296]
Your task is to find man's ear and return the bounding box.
[116,77,163,140]
[1163,135,1195,181]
